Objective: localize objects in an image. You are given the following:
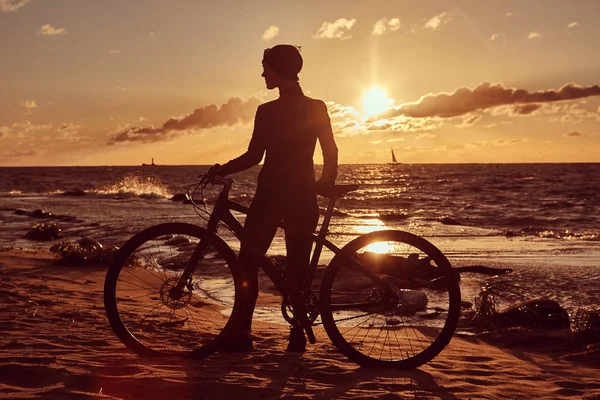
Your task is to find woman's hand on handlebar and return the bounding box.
[207,163,222,177]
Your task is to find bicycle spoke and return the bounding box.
[106,224,241,358]
[321,230,460,368]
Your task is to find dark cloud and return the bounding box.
[512,103,542,115]
[378,82,600,120]
[108,96,261,144]
[565,131,582,137]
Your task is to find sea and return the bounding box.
[1,163,599,312]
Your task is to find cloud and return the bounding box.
[0,149,38,158]
[567,22,579,29]
[313,18,356,39]
[261,25,279,41]
[469,139,530,149]
[456,114,481,127]
[58,122,81,132]
[326,101,360,119]
[565,131,582,137]
[108,96,262,144]
[527,102,600,123]
[0,0,30,12]
[11,120,53,134]
[372,17,400,35]
[528,31,541,39]
[38,24,67,36]
[512,103,542,115]
[376,82,600,120]
[490,34,500,41]
[424,12,451,31]
[505,12,513,17]
[109,49,121,55]
[21,100,37,111]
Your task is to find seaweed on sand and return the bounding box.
[571,305,600,345]
[26,222,63,241]
[472,277,524,328]
[51,240,119,266]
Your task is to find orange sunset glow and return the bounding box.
[1,0,599,166]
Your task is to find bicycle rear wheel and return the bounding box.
[320,230,460,369]
[104,223,244,358]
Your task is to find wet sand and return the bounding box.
[1,249,599,399]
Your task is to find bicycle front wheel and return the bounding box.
[320,230,460,369]
[104,223,244,358]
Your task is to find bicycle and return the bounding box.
[104,173,461,369]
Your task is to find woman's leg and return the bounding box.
[281,192,319,352]
[238,190,281,334]
[283,192,319,289]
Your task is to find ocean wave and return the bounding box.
[504,226,600,241]
[90,174,173,199]
[536,230,600,241]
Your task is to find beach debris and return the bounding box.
[571,305,600,344]
[170,193,190,202]
[473,280,570,330]
[51,238,119,266]
[157,253,190,270]
[496,299,570,330]
[440,216,466,226]
[30,209,53,218]
[165,236,191,246]
[359,253,511,289]
[396,289,428,315]
[26,222,63,241]
[359,252,443,284]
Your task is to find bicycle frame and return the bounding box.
[171,175,388,342]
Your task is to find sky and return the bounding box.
[1,0,600,166]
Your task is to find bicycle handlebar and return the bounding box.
[199,172,234,187]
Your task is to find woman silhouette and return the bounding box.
[211,44,338,353]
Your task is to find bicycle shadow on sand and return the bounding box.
[81,346,461,400]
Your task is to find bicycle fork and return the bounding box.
[168,239,211,300]
[170,200,225,300]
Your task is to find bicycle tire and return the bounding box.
[319,230,460,369]
[104,223,245,358]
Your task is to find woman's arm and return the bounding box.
[316,101,338,184]
[219,106,266,175]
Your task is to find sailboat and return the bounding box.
[391,148,398,164]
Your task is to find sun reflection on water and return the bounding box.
[355,219,386,234]
[354,219,392,253]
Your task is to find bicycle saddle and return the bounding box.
[317,184,360,198]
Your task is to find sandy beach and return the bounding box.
[1,249,599,400]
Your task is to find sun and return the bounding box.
[361,86,392,119]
